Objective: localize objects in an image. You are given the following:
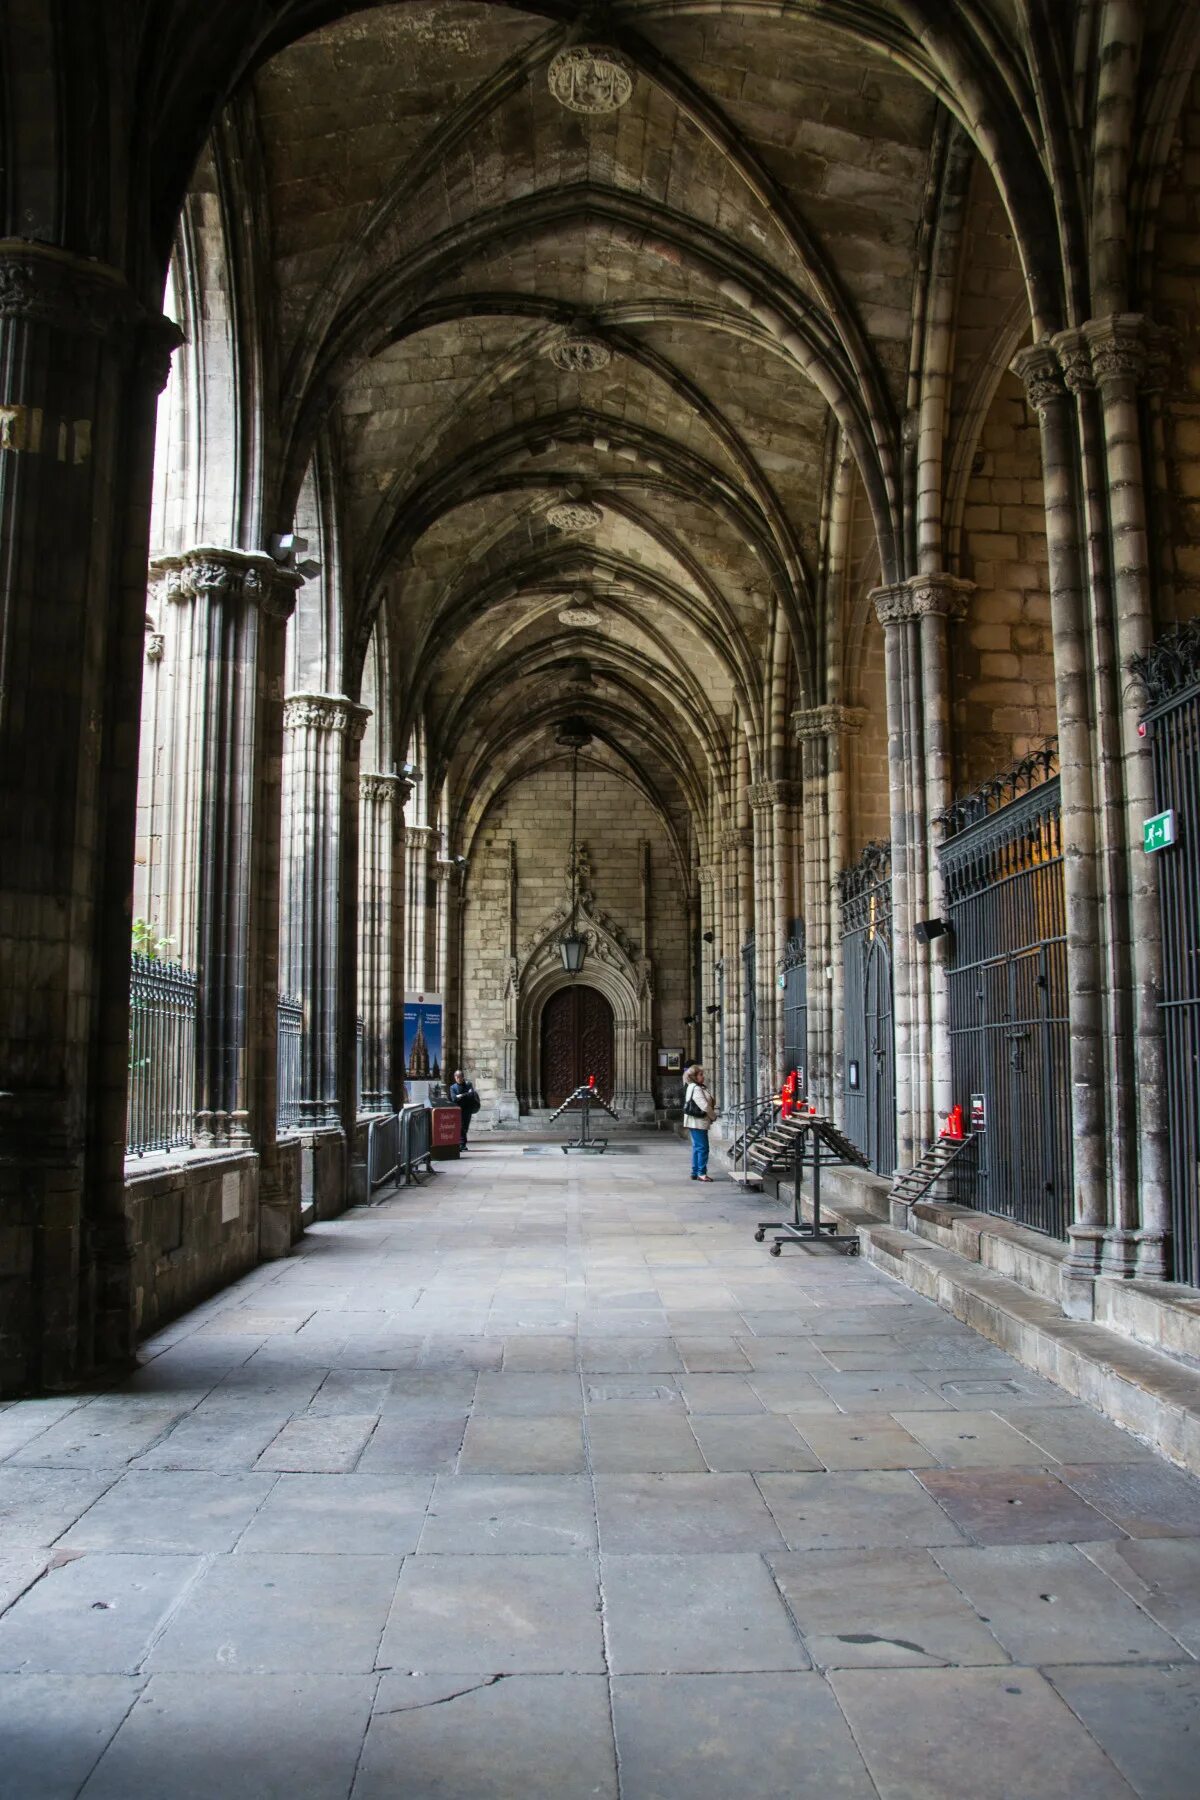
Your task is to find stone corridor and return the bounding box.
[2,1141,1199,1799]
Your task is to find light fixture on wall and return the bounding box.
[914,916,951,944]
[555,717,593,975]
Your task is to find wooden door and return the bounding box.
[540,985,615,1106]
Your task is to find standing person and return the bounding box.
[449,1068,480,1151]
[682,1064,716,1181]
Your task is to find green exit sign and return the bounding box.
[1143,809,1177,853]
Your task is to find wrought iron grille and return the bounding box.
[356,1015,365,1116]
[743,932,757,1113]
[839,843,896,1173]
[277,993,303,1132]
[781,925,808,1095]
[1141,648,1200,1286]
[939,769,1071,1239]
[127,954,196,1155]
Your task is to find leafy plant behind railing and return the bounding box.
[131,917,175,961]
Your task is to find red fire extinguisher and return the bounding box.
[941,1104,964,1140]
[780,1068,798,1118]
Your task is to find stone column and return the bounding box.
[434,857,465,1066]
[357,773,411,1113]
[280,693,368,1131]
[1012,343,1109,1311]
[748,784,778,1098]
[0,243,180,1393]
[794,706,866,1120]
[721,825,753,1111]
[405,826,437,992]
[697,860,719,1078]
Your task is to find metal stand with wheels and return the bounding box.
[753,1117,868,1256]
[549,1083,620,1153]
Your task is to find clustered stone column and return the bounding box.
[405,825,437,991]
[1014,318,1171,1303]
[720,824,753,1110]
[357,773,411,1113]
[869,573,972,1169]
[793,704,866,1120]
[0,241,180,1392]
[279,693,368,1130]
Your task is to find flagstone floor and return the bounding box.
[2,1138,1199,1798]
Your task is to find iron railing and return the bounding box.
[1140,642,1200,1286]
[277,994,303,1132]
[839,843,896,1174]
[127,954,196,1155]
[356,1015,365,1115]
[781,926,808,1094]
[939,765,1071,1239]
[743,932,757,1113]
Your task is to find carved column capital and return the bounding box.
[0,239,142,340]
[282,693,370,740]
[697,860,720,889]
[1081,313,1173,393]
[406,825,438,852]
[1011,340,1067,412]
[721,825,753,852]
[748,778,801,810]
[792,702,868,741]
[1050,328,1093,394]
[150,546,303,621]
[870,582,914,627]
[360,771,404,804]
[907,572,974,620]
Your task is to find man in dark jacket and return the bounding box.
[449,1068,480,1150]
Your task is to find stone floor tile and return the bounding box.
[0,1674,144,1800]
[0,1400,90,1461]
[79,1673,376,1800]
[305,1369,393,1415]
[578,1340,681,1372]
[355,1414,467,1475]
[892,1408,1054,1467]
[1081,1537,1200,1655]
[255,1414,378,1473]
[932,1370,1078,1410]
[207,1359,327,1409]
[377,1553,603,1673]
[419,1473,597,1554]
[771,1546,1007,1669]
[146,1552,400,1674]
[1003,1408,1156,1464]
[58,1471,275,1554]
[674,1337,752,1372]
[1058,1462,1200,1537]
[378,1372,479,1415]
[933,1543,1188,1664]
[830,1666,1136,1798]
[602,1552,808,1673]
[1044,1664,1200,1798]
[473,1372,584,1414]
[814,1370,952,1412]
[499,1336,578,1371]
[690,1415,821,1473]
[133,1408,292,1473]
[593,1473,787,1554]
[235,1473,433,1554]
[916,1467,1122,1544]
[0,1549,50,1615]
[354,1672,617,1800]
[733,1336,830,1371]
[457,1414,586,1474]
[6,1404,188,1470]
[758,1471,966,1551]
[583,1376,682,1409]
[790,1413,939,1471]
[677,1374,766,1414]
[0,1468,120,1547]
[611,1672,874,1799]
[585,1411,705,1472]
[0,1553,203,1674]
[744,1371,840,1415]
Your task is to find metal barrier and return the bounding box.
[277,994,303,1131]
[839,842,896,1175]
[366,1104,434,1194]
[127,954,197,1155]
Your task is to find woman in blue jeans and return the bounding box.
[682,1064,715,1180]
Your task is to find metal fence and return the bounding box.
[839,842,895,1174]
[127,954,197,1155]
[937,750,1071,1239]
[277,994,303,1132]
[1137,619,1200,1286]
[781,926,808,1096]
[743,932,757,1113]
[366,1104,434,1193]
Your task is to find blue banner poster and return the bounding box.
[403,996,443,1085]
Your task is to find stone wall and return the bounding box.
[461,763,690,1112]
[954,367,1056,789]
[127,1153,263,1340]
[1153,64,1200,626]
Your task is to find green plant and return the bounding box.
[131,917,175,961]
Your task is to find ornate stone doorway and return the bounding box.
[539,984,615,1106]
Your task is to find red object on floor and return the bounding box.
[780,1068,798,1118]
[942,1104,964,1140]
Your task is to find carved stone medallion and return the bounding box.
[547,45,634,114]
